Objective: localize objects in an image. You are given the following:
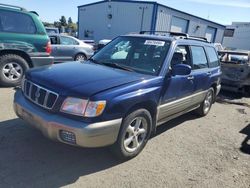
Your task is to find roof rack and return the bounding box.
[0,3,26,11]
[29,11,39,16]
[139,30,209,43]
[189,36,208,42]
[139,30,188,37]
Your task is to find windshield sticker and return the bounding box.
[144,40,165,46]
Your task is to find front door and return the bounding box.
[157,45,195,124]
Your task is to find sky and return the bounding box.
[1,0,250,25]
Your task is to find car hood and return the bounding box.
[26,62,149,98]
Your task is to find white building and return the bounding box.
[223,22,250,50]
[78,0,225,42]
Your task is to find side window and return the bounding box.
[206,47,219,67]
[190,46,208,69]
[60,36,78,45]
[171,45,192,67]
[50,36,59,44]
[0,10,36,34]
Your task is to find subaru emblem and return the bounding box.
[35,89,40,99]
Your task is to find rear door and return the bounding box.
[189,46,210,105]
[55,36,78,62]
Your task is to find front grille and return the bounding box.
[22,79,58,109]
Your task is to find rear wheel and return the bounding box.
[0,54,29,87]
[74,53,87,61]
[195,88,214,116]
[111,109,152,160]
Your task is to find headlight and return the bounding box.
[61,97,88,116]
[84,101,106,117]
[61,97,106,117]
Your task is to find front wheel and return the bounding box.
[195,88,214,116]
[111,109,152,160]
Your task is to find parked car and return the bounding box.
[81,39,95,47]
[45,27,59,34]
[14,32,221,159]
[49,34,94,62]
[219,50,250,95]
[0,4,53,86]
[96,39,111,50]
[214,43,224,51]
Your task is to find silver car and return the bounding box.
[49,35,94,62]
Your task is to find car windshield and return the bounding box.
[91,36,171,75]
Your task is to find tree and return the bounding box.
[54,21,61,28]
[68,17,73,25]
[69,23,77,32]
[42,22,53,27]
[59,16,67,27]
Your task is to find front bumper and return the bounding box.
[14,90,122,148]
[30,56,54,67]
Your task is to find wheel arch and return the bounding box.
[210,83,217,103]
[124,100,158,136]
[0,50,33,68]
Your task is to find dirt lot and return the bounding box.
[0,88,249,188]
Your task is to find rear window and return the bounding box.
[0,10,36,34]
[206,47,219,67]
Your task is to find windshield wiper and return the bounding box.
[102,62,134,72]
[89,58,134,72]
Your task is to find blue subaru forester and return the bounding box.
[14,32,221,159]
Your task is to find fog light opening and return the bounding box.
[59,130,76,144]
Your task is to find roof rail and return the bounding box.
[189,36,208,42]
[139,30,209,43]
[139,30,188,37]
[0,3,26,11]
[29,11,39,16]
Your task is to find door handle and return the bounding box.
[187,76,194,80]
[206,72,212,76]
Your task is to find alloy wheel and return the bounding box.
[2,62,23,81]
[203,90,213,114]
[75,54,86,61]
[123,117,148,153]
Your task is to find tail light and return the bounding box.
[46,41,52,54]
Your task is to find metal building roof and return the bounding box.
[78,0,225,28]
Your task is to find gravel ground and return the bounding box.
[0,87,249,188]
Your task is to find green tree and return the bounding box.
[59,16,67,27]
[68,17,73,25]
[42,22,53,27]
[54,21,61,28]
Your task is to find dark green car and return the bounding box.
[0,4,53,86]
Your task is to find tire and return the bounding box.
[0,54,29,87]
[74,53,87,61]
[195,88,214,116]
[111,109,152,160]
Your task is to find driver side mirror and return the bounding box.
[172,64,191,76]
